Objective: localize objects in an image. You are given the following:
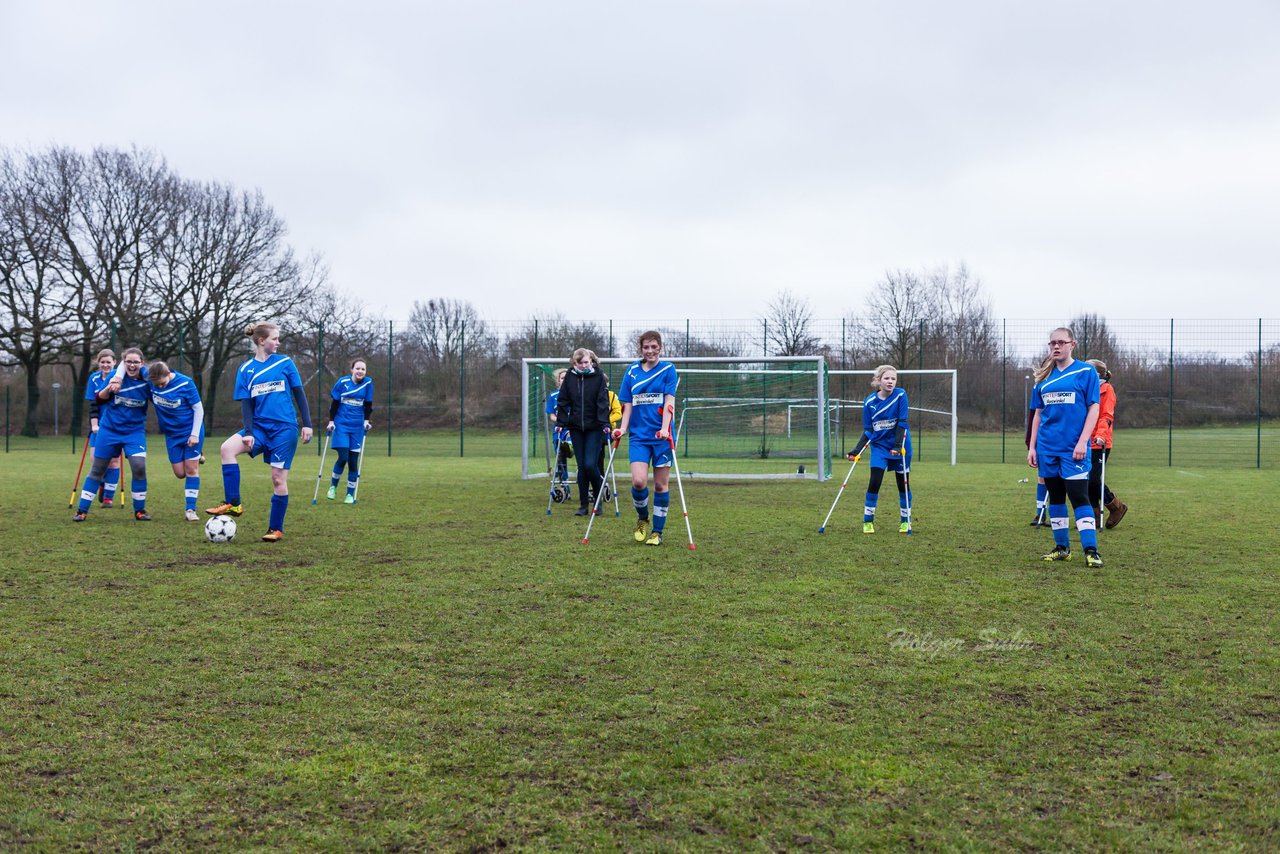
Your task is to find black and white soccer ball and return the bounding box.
[205,515,237,543]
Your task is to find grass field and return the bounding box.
[1,435,1277,849]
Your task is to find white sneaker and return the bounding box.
[184,509,199,521]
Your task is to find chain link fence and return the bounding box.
[5,318,1279,468]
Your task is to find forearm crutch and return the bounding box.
[311,430,332,505]
[582,438,620,545]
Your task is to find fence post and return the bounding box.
[685,318,690,358]
[1168,319,1174,467]
[761,320,768,458]
[1258,318,1263,469]
[387,321,394,457]
[459,321,466,458]
[1001,318,1007,463]
[316,321,324,456]
[5,385,9,453]
[178,325,185,374]
[532,320,539,460]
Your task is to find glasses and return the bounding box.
[124,360,143,365]
[1048,340,1073,348]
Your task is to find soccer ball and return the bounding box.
[205,515,237,543]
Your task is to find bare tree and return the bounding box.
[0,150,75,435]
[856,269,935,367]
[762,289,821,356]
[1068,312,1121,366]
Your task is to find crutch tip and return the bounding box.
[688,543,696,551]
[581,538,588,545]
[545,510,552,516]
[818,527,825,533]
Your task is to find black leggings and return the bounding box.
[569,428,605,507]
[1044,476,1090,511]
[89,453,145,481]
[1088,447,1116,507]
[866,467,907,495]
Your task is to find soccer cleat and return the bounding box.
[73,511,87,522]
[634,518,650,542]
[1085,548,1104,568]
[205,502,244,517]
[1029,515,1044,527]
[899,521,911,534]
[134,511,152,522]
[261,529,284,542]
[1041,545,1072,562]
[645,531,663,546]
[344,494,356,505]
[326,485,337,500]
[184,509,199,522]
[863,522,875,535]
[101,497,114,508]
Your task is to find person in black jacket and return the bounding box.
[556,348,611,516]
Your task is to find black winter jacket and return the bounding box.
[555,370,611,432]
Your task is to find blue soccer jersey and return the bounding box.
[234,354,305,426]
[331,376,374,429]
[86,371,112,406]
[150,370,202,438]
[619,360,679,439]
[1032,361,1101,453]
[98,369,151,434]
[545,390,559,416]
[861,388,909,452]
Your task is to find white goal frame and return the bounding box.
[521,356,829,480]
[826,369,958,465]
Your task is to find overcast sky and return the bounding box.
[3,0,1278,323]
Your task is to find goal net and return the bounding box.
[827,369,958,465]
[521,356,832,479]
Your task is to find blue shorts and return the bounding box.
[330,423,365,451]
[1038,451,1091,480]
[164,426,205,464]
[629,438,673,468]
[93,428,147,460]
[242,422,299,469]
[869,442,912,473]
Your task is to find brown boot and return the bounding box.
[1105,498,1127,529]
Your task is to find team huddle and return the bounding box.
[73,321,374,542]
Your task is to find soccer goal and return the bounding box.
[827,369,958,465]
[521,356,833,479]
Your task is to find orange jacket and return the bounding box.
[1092,381,1116,449]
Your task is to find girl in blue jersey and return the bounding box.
[206,321,313,542]
[1025,356,1053,527]
[147,361,205,521]
[1028,327,1103,567]
[85,349,123,507]
[325,358,374,504]
[74,347,151,522]
[615,331,679,546]
[845,365,912,534]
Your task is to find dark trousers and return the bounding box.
[570,428,605,508]
[1088,447,1116,507]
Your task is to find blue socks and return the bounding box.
[102,468,120,502]
[78,476,102,513]
[899,489,910,521]
[864,493,879,523]
[184,476,200,512]
[652,490,670,533]
[1035,482,1047,516]
[631,486,649,521]
[222,464,241,505]
[131,479,147,513]
[1050,503,1070,548]
[1077,506,1098,550]
[269,494,288,531]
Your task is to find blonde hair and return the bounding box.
[1032,355,1054,384]
[1087,358,1112,382]
[147,360,172,385]
[571,347,597,365]
[871,364,897,390]
[553,368,567,384]
[244,321,279,344]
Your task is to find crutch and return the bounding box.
[311,429,332,505]
[545,433,561,516]
[1098,445,1106,538]
[818,447,864,533]
[899,434,913,535]
[664,406,696,550]
[582,437,620,545]
[351,424,370,503]
[69,432,91,508]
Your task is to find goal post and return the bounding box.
[827,369,958,465]
[521,356,831,479]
